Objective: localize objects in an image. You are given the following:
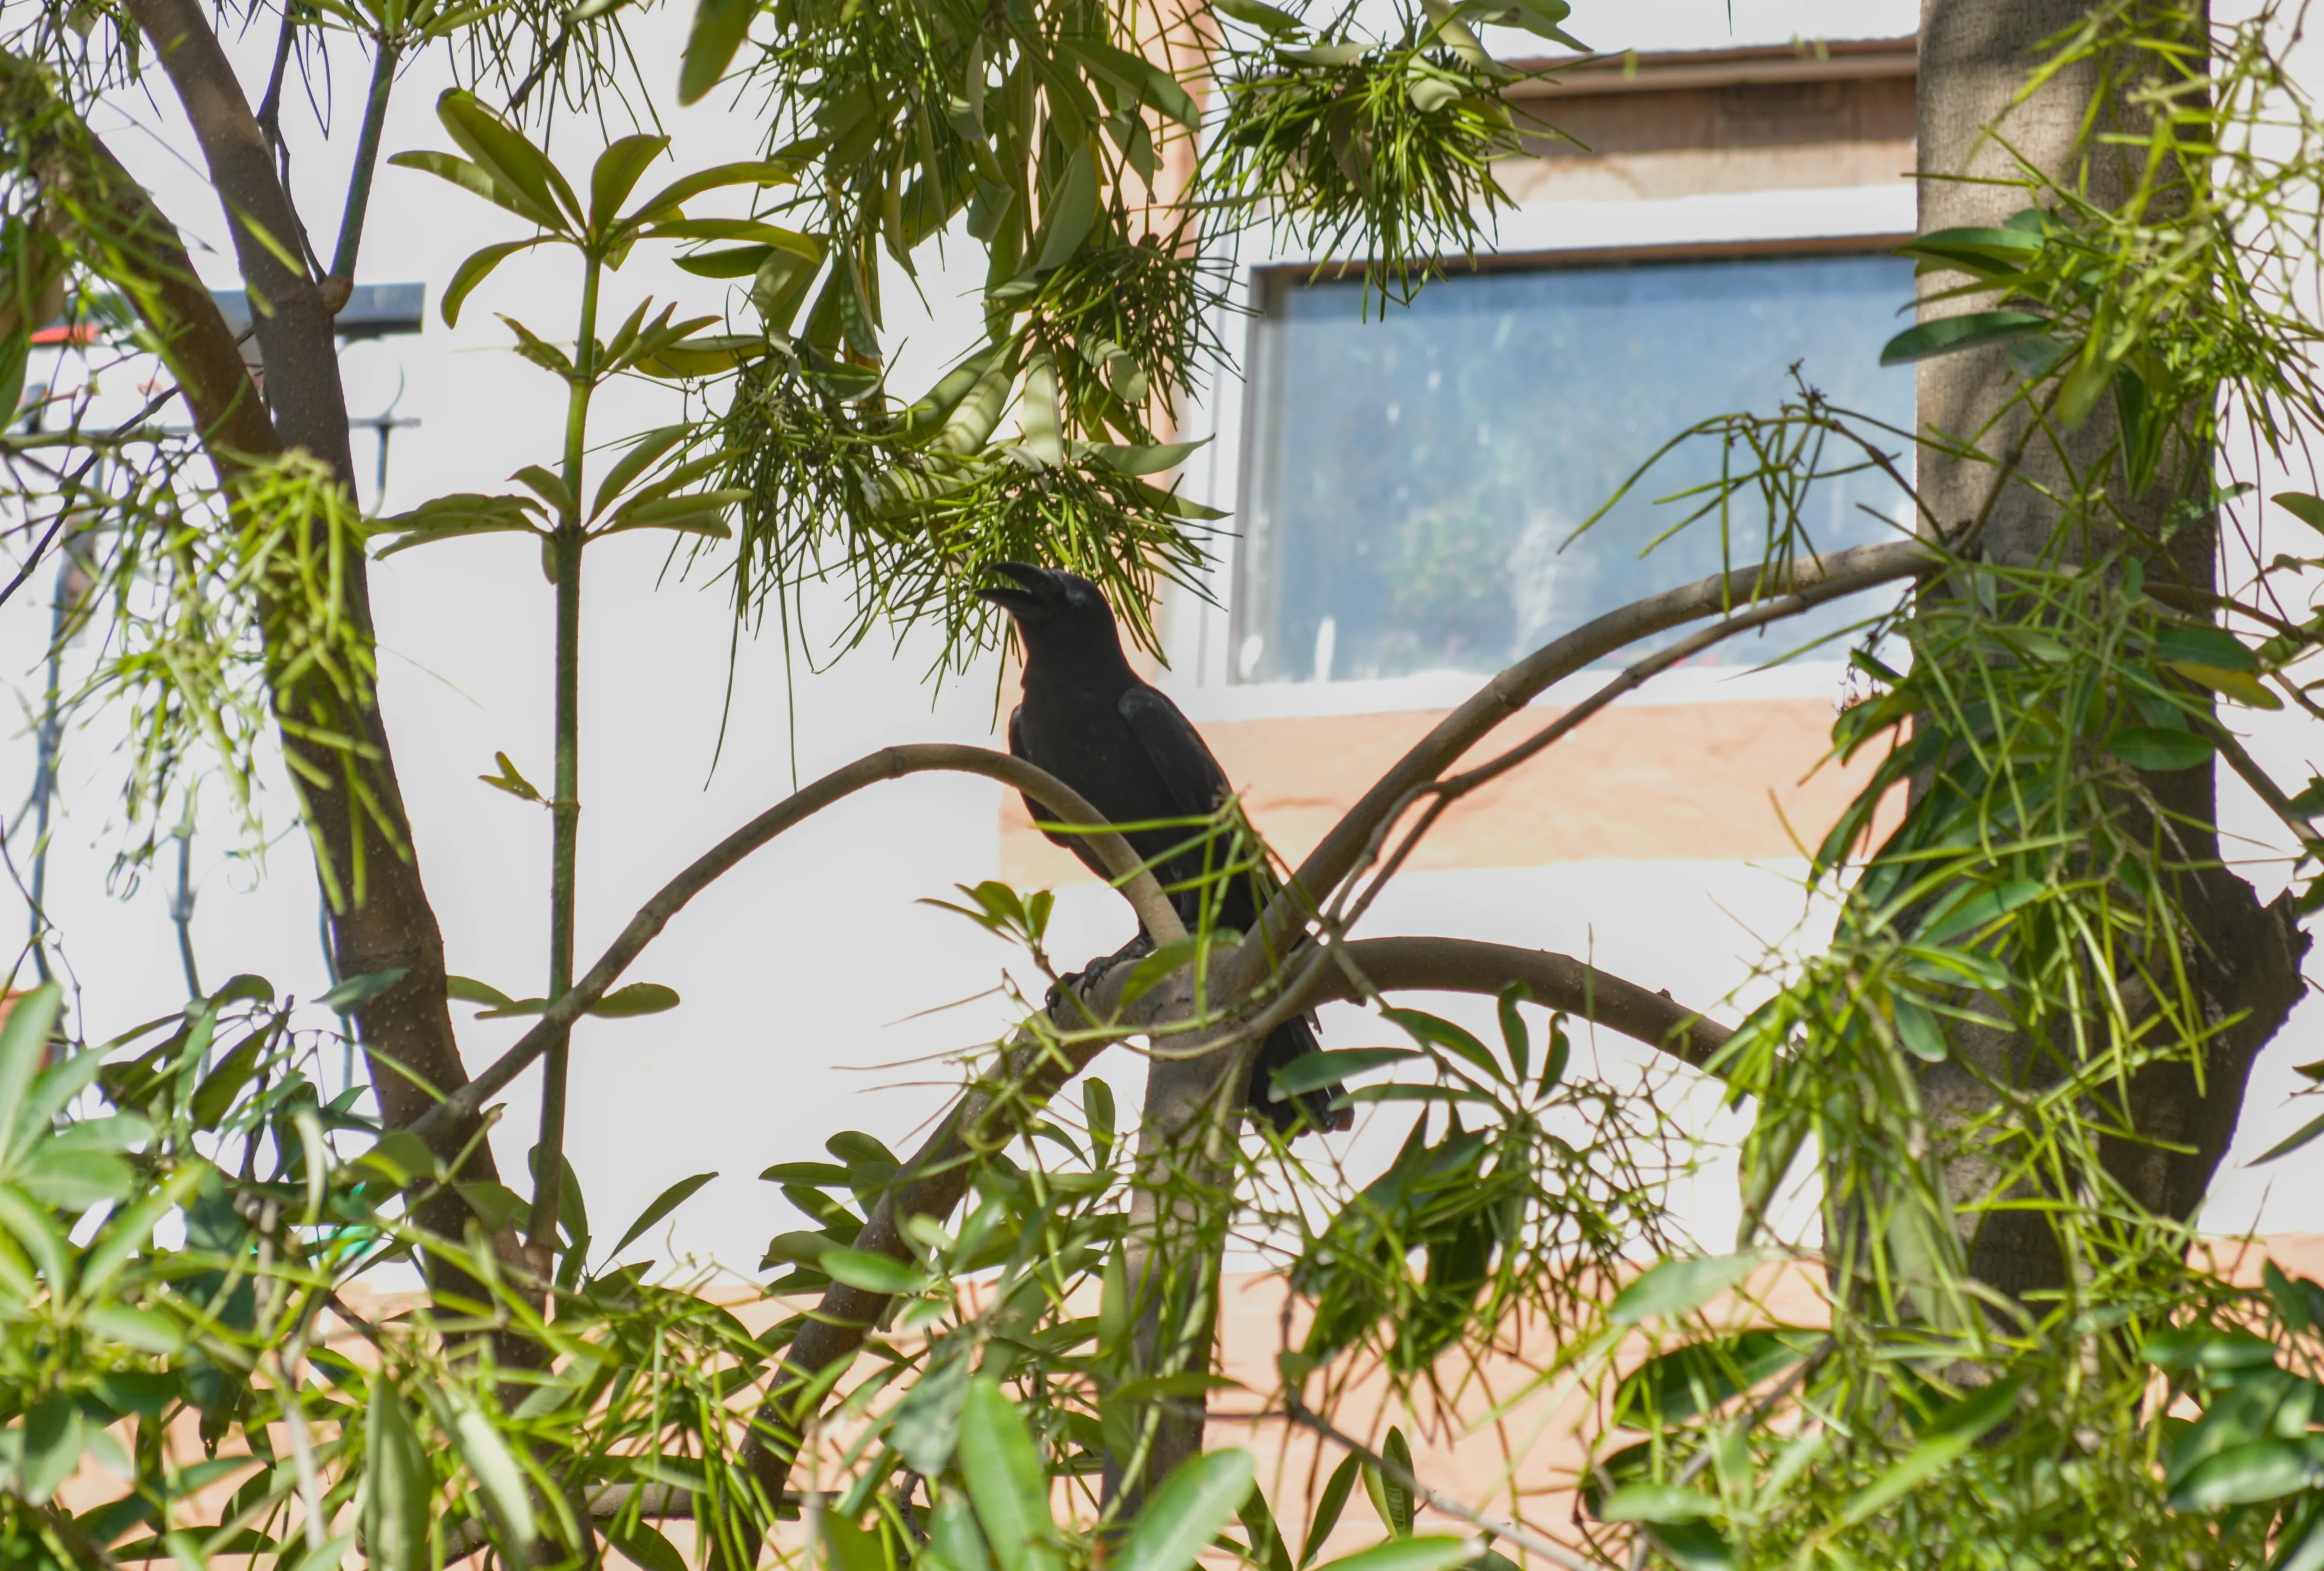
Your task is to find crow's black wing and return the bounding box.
[1009,703,1110,880]
[1117,684,1231,819]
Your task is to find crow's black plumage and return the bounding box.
[978,561,1350,1135]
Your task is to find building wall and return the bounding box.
[6,0,2318,1290]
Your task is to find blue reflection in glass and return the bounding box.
[1237,252,1918,682]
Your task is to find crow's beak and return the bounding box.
[976,561,1048,617]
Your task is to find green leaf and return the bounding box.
[78,1160,205,1301]
[2171,1438,2317,1511]
[759,1161,851,1186]
[19,1148,133,1208]
[386,150,562,230]
[1495,986,1531,1082]
[479,752,545,805]
[1894,226,2045,279]
[444,975,521,1012]
[591,425,693,520]
[822,1247,928,1295]
[1890,997,1950,1063]
[1278,43,1367,65]
[609,1171,718,1259]
[679,0,758,104]
[1240,1480,1295,1571]
[454,1181,527,1233]
[1381,1009,1500,1078]
[590,134,670,233]
[0,984,63,1165]
[363,1376,432,1571]
[2256,1106,2324,1166]
[81,1305,185,1354]
[1878,311,2051,367]
[958,1377,1057,1571]
[1641,1521,1734,1571]
[1301,1454,1363,1568]
[317,969,408,1011]
[1087,440,1206,476]
[1115,1449,1256,1571]
[1608,1252,1772,1325]
[438,89,580,229]
[1310,1538,1477,1571]
[629,159,798,223]
[1613,1330,1820,1427]
[1211,0,1303,33]
[2277,492,2324,534]
[18,1394,82,1504]
[446,1395,534,1555]
[370,493,546,557]
[441,239,546,328]
[1271,1048,1423,1098]
[1036,145,1099,273]
[189,1032,264,1132]
[2105,726,2215,772]
[604,1519,688,1571]
[1598,1485,1722,1522]
[589,982,682,1017]
[1918,879,2044,947]
[1837,1378,2023,1526]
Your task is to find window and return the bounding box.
[1232,244,1918,686]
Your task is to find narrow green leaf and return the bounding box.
[1035,145,1098,273]
[587,982,682,1016]
[1608,1252,1772,1325]
[1211,0,1303,33]
[1837,1378,2022,1526]
[1310,1537,1476,1571]
[604,1519,688,1571]
[1382,1008,1499,1078]
[1115,1449,1256,1571]
[438,89,580,229]
[2105,726,2215,772]
[822,1247,928,1295]
[590,134,670,233]
[1301,1454,1363,1569]
[0,984,63,1164]
[316,969,407,1011]
[447,1396,534,1554]
[1878,311,2051,366]
[628,159,799,223]
[2276,492,2324,534]
[1271,1048,1423,1098]
[364,1376,431,1571]
[81,1305,185,1354]
[958,1377,1057,1571]
[386,150,560,230]
[679,0,758,104]
[609,1171,718,1259]
[441,239,545,328]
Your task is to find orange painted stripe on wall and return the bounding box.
[998,698,1902,884]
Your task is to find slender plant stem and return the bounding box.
[328,33,402,286]
[528,252,601,1250]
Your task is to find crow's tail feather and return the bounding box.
[1249,1013,1351,1135]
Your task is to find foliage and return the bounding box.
[7,0,2324,1567]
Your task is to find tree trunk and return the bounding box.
[1914,0,2307,1301]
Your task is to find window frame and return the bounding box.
[1219,233,1915,700]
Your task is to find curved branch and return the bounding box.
[409,745,1181,1143]
[1239,538,1941,983]
[1318,937,1731,1067]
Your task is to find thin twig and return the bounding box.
[1283,1397,1607,1571]
[407,745,1181,1143]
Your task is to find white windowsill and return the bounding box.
[1161,657,1855,723]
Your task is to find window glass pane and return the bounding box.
[1235,251,1918,684]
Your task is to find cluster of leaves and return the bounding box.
[84,454,388,896]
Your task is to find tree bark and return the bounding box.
[17,26,503,1227]
[1915,0,2307,1301]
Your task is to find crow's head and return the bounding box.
[977,562,1125,660]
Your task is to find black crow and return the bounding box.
[978,561,1350,1135]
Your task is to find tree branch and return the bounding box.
[125,0,354,482]
[1238,538,1942,989]
[408,744,1182,1145]
[1316,938,1730,1068]
[0,52,275,475]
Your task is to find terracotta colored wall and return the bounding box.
[999,699,1899,885]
